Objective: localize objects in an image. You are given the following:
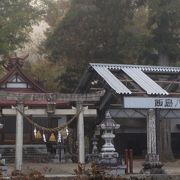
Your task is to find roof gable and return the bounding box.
[0,55,46,93]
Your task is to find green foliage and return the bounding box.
[23,59,62,92]
[43,0,70,27]
[117,5,150,64]
[46,0,135,64]
[44,0,137,92]
[57,65,83,93]
[145,0,180,64]
[43,0,180,92]
[0,0,44,56]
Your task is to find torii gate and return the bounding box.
[0,92,102,170]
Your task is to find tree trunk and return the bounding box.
[159,118,174,162]
[158,53,169,66]
[157,53,175,161]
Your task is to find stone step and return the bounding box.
[0,144,49,163]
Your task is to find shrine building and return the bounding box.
[76,63,180,158]
[0,55,99,170]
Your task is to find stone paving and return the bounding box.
[5,159,180,176]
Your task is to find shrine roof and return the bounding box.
[76,63,180,96]
[90,63,180,73]
[0,56,101,107]
[0,55,46,93]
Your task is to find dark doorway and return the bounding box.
[115,133,147,158]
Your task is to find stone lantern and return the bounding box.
[98,111,120,165]
[92,134,98,155]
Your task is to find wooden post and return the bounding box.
[129,149,133,173]
[15,102,24,170]
[58,116,67,162]
[77,102,85,164]
[124,149,129,174]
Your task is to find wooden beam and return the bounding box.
[5,107,180,119]
[0,92,102,102]
[2,108,97,117]
[99,91,113,110]
[110,109,180,119]
[75,69,93,93]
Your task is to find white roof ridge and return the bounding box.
[90,63,180,72]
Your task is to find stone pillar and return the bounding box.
[77,102,85,164]
[15,102,24,170]
[142,109,164,174]
[147,108,156,154]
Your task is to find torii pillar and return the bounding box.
[76,102,85,164]
[15,102,24,170]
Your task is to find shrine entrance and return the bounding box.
[0,55,101,170]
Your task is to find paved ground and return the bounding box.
[6,159,180,176]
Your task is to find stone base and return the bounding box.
[141,153,165,174]
[101,151,118,158]
[104,165,127,176]
[99,152,120,166]
[98,152,120,166]
[141,167,166,174]
[99,158,118,166]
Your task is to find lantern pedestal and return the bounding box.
[87,135,99,162]
[99,152,119,165]
[99,132,119,165]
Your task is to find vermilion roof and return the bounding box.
[0,56,71,107]
[0,65,46,93]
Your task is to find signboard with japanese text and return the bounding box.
[124,97,180,109]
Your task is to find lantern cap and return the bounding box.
[98,111,120,130]
[105,111,111,119]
